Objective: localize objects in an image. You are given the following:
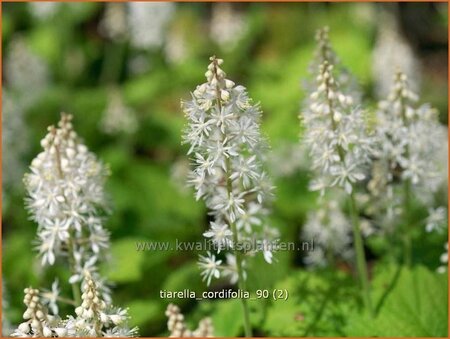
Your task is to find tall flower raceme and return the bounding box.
[3,282,11,336]
[24,113,111,303]
[372,8,421,99]
[301,198,353,268]
[437,243,448,274]
[302,60,375,196]
[128,2,175,50]
[182,56,276,336]
[165,304,214,338]
[12,273,137,337]
[2,90,29,198]
[306,27,361,104]
[368,72,448,265]
[14,113,138,337]
[100,88,138,136]
[98,2,175,50]
[300,28,376,316]
[209,3,248,52]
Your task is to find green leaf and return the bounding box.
[345,265,448,337]
[107,238,145,283]
[161,263,204,306]
[210,299,244,337]
[127,300,161,328]
[263,269,356,336]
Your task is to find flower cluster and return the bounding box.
[425,207,447,234]
[302,59,375,195]
[12,287,67,338]
[98,3,128,42]
[128,2,175,50]
[24,114,111,294]
[2,282,11,336]
[70,273,137,337]
[300,29,376,317]
[307,27,361,102]
[164,25,189,65]
[24,113,113,306]
[5,37,50,107]
[12,114,137,337]
[99,2,175,50]
[28,2,60,20]
[209,3,248,52]
[302,199,353,267]
[165,304,213,338]
[374,72,447,193]
[100,88,138,135]
[12,273,137,338]
[183,56,276,285]
[438,243,448,274]
[2,90,29,195]
[369,72,448,228]
[372,8,420,98]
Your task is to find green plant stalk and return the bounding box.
[225,158,252,337]
[349,192,374,317]
[100,41,126,84]
[230,222,253,337]
[55,142,81,306]
[67,238,82,306]
[398,85,412,267]
[212,57,252,337]
[403,179,412,267]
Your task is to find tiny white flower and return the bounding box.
[199,252,222,286]
[41,279,60,315]
[425,207,447,233]
[203,221,233,251]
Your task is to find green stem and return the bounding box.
[403,180,412,267]
[100,41,126,85]
[67,238,81,306]
[57,296,77,307]
[211,56,252,337]
[53,139,81,306]
[398,78,412,267]
[226,158,252,337]
[349,192,374,316]
[230,222,252,337]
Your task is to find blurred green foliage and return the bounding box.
[2,2,447,337]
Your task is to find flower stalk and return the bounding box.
[349,192,374,316]
[13,113,138,337]
[183,56,276,337]
[301,27,375,315]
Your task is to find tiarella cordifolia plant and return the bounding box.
[3,282,11,336]
[28,2,60,20]
[2,90,29,197]
[128,2,175,50]
[302,199,353,268]
[302,59,375,195]
[13,114,138,337]
[12,273,137,338]
[165,304,213,338]
[306,27,361,103]
[301,28,375,315]
[5,37,50,107]
[100,88,138,135]
[372,9,421,99]
[182,56,276,336]
[209,3,247,52]
[438,243,448,274]
[24,113,111,303]
[369,71,448,265]
[98,3,128,42]
[371,72,447,202]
